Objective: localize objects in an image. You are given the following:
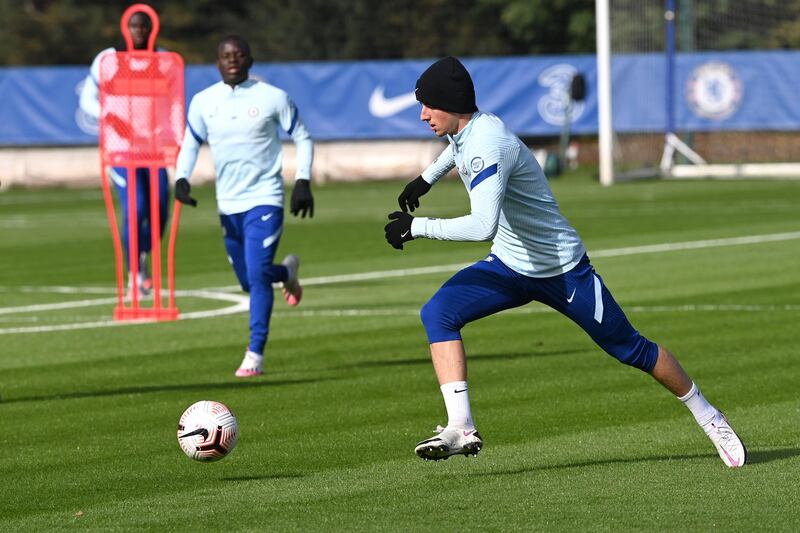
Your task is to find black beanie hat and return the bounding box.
[415,56,477,114]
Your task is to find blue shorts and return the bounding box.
[420,254,658,371]
[219,205,288,355]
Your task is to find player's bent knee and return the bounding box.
[420,297,462,344]
[608,335,659,372]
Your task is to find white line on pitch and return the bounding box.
[0,297,119,315]
[0,286,117,294]
[0,230,798,334]
[0,290,249,335]
[4,230,798,296]
[590,231,800,258]
[1,301,798,336]
[204,230,800,292]
[270,303,800,319]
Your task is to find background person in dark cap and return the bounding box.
[384,56,747,468]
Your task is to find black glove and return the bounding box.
[291,179,314,218]
[384,211,414,250]
[175,178,197,207]
[398,175,431,213]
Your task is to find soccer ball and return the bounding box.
[177,400,239,462]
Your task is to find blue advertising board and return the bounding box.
[0,51,798,146]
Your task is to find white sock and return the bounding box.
[440,381,474,429]
[245,350,263,365]
[678,382,718,426]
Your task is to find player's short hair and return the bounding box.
[217,35,251,57]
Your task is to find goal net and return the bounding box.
[598,0,800,182]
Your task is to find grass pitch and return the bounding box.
[0,176,798,531]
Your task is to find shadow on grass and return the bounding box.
[329,349,584,371]
[467,452,716,476]
[467,447,800,476]
[747,447,800,464]
[472,348,586,362]
[0,376,336,405]
[223,473,305,482]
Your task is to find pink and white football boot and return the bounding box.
[234,350,264,378]
[703,412,748,468]
[281,254,302,307]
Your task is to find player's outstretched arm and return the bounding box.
[398,176,432,213]
[279,94,314,219]
[173,96,206,208]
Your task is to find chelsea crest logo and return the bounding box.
[470,157,484,173]
[686,61,742,120]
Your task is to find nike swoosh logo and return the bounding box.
[401,230,410,238]
[721,447,740,467]
[178,427,209,440]
[454,388,467,393]
[462,430,475,436]
[368,86,418,118]
[566,288,577,303]
[261,213,273,222]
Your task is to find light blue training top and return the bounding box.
[79,46,169,120]
[175,78,313,215]
[411,111,586,278]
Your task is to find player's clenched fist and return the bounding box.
[384,211,414,250]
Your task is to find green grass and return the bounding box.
[1,176,799,531]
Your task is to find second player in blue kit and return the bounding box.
[175,35,314,377]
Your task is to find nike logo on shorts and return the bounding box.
[566,288,576,303]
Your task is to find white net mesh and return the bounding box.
[98,51,185,166]
[609,0,800,177]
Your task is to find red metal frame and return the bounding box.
[99,3,183,321]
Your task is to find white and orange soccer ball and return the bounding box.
[177,400,239,462]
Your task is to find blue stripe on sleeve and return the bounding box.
[188,122,204,144]
[287,107,298,135]
[470,163,498,190]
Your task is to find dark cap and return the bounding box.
[415,56,477,114]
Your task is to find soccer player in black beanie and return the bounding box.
[414,56,478,114]
[384,56,747,468]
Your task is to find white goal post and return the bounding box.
[596,0,800,184]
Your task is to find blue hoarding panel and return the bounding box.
[0,51,798,145]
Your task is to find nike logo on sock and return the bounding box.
[454,388,467,393]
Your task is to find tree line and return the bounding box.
[1,0,797,66]
[0,0,595,65]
